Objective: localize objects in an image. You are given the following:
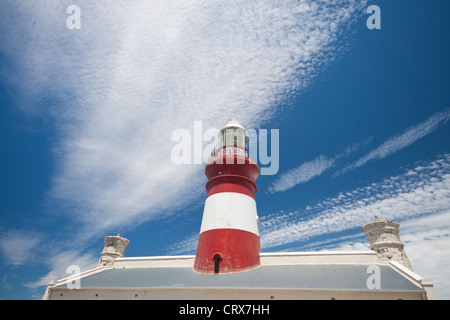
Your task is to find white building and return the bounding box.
[43,245,437,300]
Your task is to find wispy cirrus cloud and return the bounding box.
[0,1,369,286]
[165,232,199,256]
[268,155,335,193]
[268,137,372,193]
[1,1,367,238]
[25,250,98,289]
[0,230,44,267]
[267,108,449,195]
[335,107,450,176]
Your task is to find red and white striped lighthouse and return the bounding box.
[194,120,260,274]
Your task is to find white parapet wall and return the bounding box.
[113,255,196,268]
[111,251,380,269]
[260,251,380,266]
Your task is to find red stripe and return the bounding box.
[205,155,259,182]
[206,174,257,199]
[194,228,261,274]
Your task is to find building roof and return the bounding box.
[44,251,437,299]
[51,264,423,293]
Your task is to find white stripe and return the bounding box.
[200,192,259,235]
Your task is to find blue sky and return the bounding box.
[1,0,450,299]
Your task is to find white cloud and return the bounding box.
[0,230,44,266]
[165,232,199,255]
[268,136,372,193]
[268,155,335,193]
[335,107,450,176]
[1,1,367,241]
[25,250,98,289]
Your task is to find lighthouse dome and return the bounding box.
[223,119,245,130]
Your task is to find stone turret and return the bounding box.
[362,217,413,271]
[97,234,129,267]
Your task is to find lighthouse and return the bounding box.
[193,119,261,274]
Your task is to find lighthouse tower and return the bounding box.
[194,120,260,274]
